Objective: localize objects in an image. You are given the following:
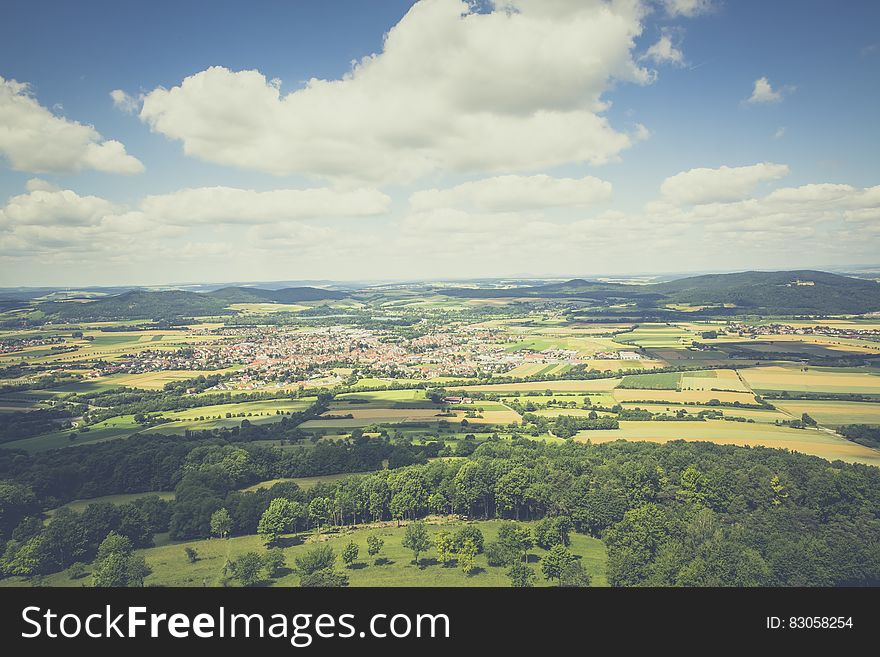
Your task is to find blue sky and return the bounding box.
[1,0,878,285]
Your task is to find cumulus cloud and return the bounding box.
[663,0,714,17]
[409,174,612,213]
[746,77,787,104]
[660,162,790,205]
[642,30,685,66]
[0,188,118,227]
[0,76,144,174]
[137,0,653,183]
[110,89,140,114]
[138,186,391,224]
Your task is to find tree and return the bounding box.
[497,523,533,563]
[559,560,591,587]
[453,525,484,553]
[342,541,359,568]
[366,534,384,561]
[435,530,455,567]
[210,508,232,539]
[507,562,536,587]
[295,545,336,576]
[402,521,430,565]
[93,531,149,587]
[229,552,264,587]
[264,548,286,578]
[184,546,199,563]
[300,569,350,587]
[258,498,297,546]
[458,538,478,575]
[534,517,571,549]
[541,544,576,585]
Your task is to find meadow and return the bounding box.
[773,400,880,427]
[8,519,608,588]
[740,365,880,394]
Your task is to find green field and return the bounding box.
[618,372,682,389]
[6,519,607,588]
[3,415,144,452]
[239,472,378,492]
[46,491,175,518]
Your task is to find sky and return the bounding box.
[1,0,879,286]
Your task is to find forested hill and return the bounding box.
[207,286,347,303]
[655,270,880,314]
[440,270,880,314]
[38,290,232,321]
[37,286,348,321]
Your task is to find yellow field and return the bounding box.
[582,359,666,372]
[773,400,880,427]
[612,388,758,405]
[98,369,237,390]
[739,366,880,393]
[574,420,880,466]
[302,407,520,428]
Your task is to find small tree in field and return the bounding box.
[402,521,430,566]
[264,548,286,578]
[367,535,384,562]
[342,541,359,568]
[230,552,264,587]
[210,508,232,539]
[458,538,478,575]
[507,562,536,588]
[184,546,199,563]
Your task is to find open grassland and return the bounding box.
[505,334,622,356]
[612,388,758,405]
[574,420,880,466]
[4,415,143,452]
[8,519,607,588]
[46,492,175,518]
[453,378,620,393]
[239,472,378,493]
[740,365,880,394]
[773,400,880,427]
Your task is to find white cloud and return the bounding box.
[138,186,391,225]
[660,162,790,205]
[642,31,684,66]
[774,127,787,139]
[663,0,714,17]
[110,89,140,114]
[0,76,144,174]
[0,188,118,227]
[137,0,653,183]
[409,174,612,212]
[746,77,786,104]
[25,178,60,193]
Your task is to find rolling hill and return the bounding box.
[440,270,880,314]
[207,286,347,304]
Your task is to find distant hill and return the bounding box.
[207,286,347,303]
[440,270,880,314]
[39,290,231,321]
[655,270,880,313]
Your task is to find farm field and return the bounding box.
[611,388,758,405]
[773,400,880,427]
[620,403,790,423]
[574,420,880,466]
[618,372,681,389]
[301,407,520,428]
[4,519,607,588]
[739,365,880,393]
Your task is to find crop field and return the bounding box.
[7,519,607,588]
[613,325,699,348]
[618,372,681,389]
[574,420,880,466]
[152,398,316,433]
[581,358,666,372]
[504,335,620,356]
[739,365,880,394]
[505,362,573,377]
[301,407,521,428]
[620,403,789,423]
[612,388,758,405]
[773,400,880,427]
